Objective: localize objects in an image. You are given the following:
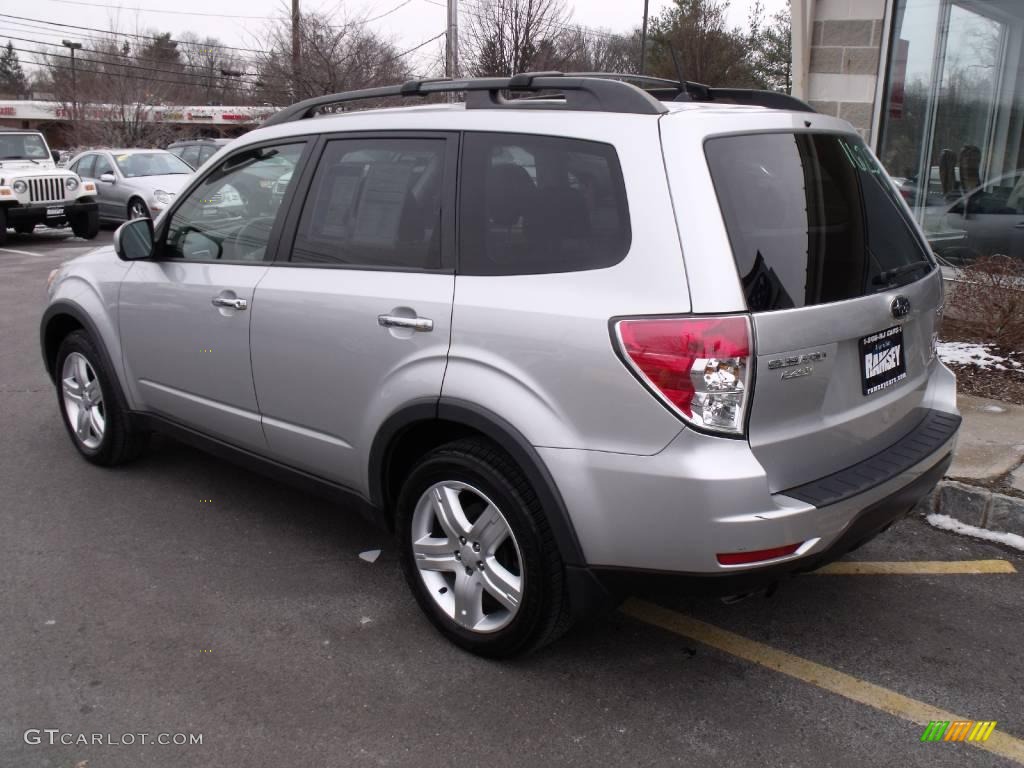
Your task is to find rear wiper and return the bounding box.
[872,259,932,285]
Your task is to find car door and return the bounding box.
[118,140,310,452]
[250,133,457,491]
[91,153,123,221]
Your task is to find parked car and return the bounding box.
[167,138,230,169]
[934,169,1024,264]
[41,73,960,657]
[67,149,194,223]
[0,129,99,242]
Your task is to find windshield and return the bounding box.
[705,132,934,311]
[114,152,192,178]
[0,133,49,160]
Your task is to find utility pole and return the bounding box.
[291,0,301,99]
[639,0,650,75]
[62,39,82,128]
[445,0,458,80]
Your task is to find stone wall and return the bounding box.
[806,0,887,142]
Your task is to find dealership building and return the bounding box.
[793,0,1023,263]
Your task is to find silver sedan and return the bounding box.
[67,149,193,223]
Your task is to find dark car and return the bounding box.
[166,138,230,170]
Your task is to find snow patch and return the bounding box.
[358,549,381,563]
[936,340,1022,371]
[926,513,1024,552]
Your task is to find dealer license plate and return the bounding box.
[859,325,907,395]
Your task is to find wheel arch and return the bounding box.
[369,398,587,566]
[41,301,118,387]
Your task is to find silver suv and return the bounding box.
[41,74,960,657]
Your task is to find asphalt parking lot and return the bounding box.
[2,230,1023,768]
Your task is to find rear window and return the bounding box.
[705,132,933,312]
[459,132,630,275]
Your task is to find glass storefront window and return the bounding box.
[878,0,1024,265]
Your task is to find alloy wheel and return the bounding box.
[411,481,524,633]
[61,352,105,449]
[130,201,147,219]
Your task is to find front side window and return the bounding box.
[93,154,114,178]
[291,138,446,270]
[114,152,192,178]
[459,132,631,275]
[163,143,304,262]
[705,132,933,312]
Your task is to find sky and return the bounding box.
[0,0,788,77]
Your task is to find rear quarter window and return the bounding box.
[705,132,933,311]
[459,133,631,275]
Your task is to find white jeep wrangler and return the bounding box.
[0,129,100,244]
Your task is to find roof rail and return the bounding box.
[566,72,817,114]
[261,72,667,127]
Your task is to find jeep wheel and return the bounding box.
[0,207,7,245]
[55,330,148,465]
[70,211,99,240]
[397,438,572,657]
[14,223,34,235]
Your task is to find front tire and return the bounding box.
[397,438,572,657]
[128,198,150,220]
[14,222,34,235]
[55,330,148,465]
[70,210,99,239]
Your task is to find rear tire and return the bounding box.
[55,330,148,465]
[396,438,573,657]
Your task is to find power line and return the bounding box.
[3,34,264,79]
[420,0,629,42]
[29,0,285,21]
[0,12,268,54]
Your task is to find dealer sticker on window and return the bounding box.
[860,325,907,395]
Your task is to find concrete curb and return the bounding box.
[915,480,1024,537]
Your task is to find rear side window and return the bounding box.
[291,138,445,270]
[705,133,932,312]
[459,133,630,275]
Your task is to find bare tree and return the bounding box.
[37,33,182,146]
[552,27,641,73]
[255,10,415,104]
[465,0,571,77]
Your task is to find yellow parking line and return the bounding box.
[811,560,1017,575]
[622,599,1024,765]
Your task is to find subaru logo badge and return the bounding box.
[890,295,911,319]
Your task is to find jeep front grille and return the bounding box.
[28,177,66,203]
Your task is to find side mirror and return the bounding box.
[114,218,154,261]
[99,172,116,184]
[51,150,61,163]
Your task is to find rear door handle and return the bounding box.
[212,296,247,310]
[378,314,433,332]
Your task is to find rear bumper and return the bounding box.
[542,369,960,593]
[585,447,953,599]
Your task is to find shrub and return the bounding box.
[948,255,1024,350]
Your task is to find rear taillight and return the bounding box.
[614,315,753,436]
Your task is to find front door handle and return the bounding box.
[378,314,433,332]
[212,296,247,310]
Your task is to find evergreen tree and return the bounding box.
[0,41,28,97]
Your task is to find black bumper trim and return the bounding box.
[5,200,98,223]
[782,409,961,507]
